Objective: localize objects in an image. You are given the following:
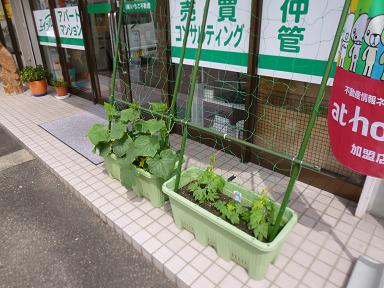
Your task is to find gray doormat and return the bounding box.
[39,112,107,165]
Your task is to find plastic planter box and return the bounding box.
[104,155,167,207]
[162,167,297,280]
[104,155,121,180]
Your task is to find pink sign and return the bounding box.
[328,67,384,178]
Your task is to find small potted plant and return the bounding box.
[51,79,69,99]
[19,65,50,97]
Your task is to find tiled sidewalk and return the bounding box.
[1,89,384,288]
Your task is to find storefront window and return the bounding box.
[64,49,91,92]
[32,0,64,79]
[54,0,91,93]
[175,65,246,139]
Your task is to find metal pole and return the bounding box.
[110,0,125,105]
[167,0,196,131]
[269,0,352,241]
[174,0,211,191]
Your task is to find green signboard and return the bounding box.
[124,0,156,13]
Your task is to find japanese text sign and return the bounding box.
[124,0,156,13]
[169,0,251,73]
[33,9,57,47]
[328,0,384,178]
[54,6,84,50]
[258,0,345,85]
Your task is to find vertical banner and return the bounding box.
[258,0,345,85]
[169,0,251,73]
[54,6,85,50]
[328,0,384,178]
[33,9,57,47]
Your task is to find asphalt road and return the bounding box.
[0,126,174,288]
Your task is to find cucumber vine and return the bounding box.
[87,102,178,188]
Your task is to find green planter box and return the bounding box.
[162,167,297,280]
[104,155,167,208]
[104,155,121,180]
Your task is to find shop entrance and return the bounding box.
[85,0,166,105]
[86,0,131,102]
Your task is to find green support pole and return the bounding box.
[174,0,211,191]
[167,0,196,131]
[269,0,352,241]
[110,0,125,105]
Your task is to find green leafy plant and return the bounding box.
[87,102,178,188]
[188,155,225,203]
[214,200,248,225]
[244,192,274,242]
[184,158,275,242]
[19,65,50,83]
[51,79,68,88]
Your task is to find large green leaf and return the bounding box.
[98,142,112,157]
[134,135,160,158]
[110,122,127,140]
[112,135,133,157]
[138,119,166,135]
[87,124,109,145]
[120,163,137,189]
[120,108,140,123]
[150,102,167,113]
[147,149,177,180]
[117,142,140,164]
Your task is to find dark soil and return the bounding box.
[178,181,255,237]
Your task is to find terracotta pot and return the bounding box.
[28,79,47,96]
[55,86,68,97]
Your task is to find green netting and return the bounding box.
[105,0,357,239]
[101,0,363,185]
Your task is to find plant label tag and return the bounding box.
[232,191,242,202]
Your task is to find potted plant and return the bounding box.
[51,79,69,99]
[162,156,297,280]
[87,102,178,207]
[19,65,50,96]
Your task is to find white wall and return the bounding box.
[368,179,384,218]
[356,177,384,218]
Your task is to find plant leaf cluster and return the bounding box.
[188,155,225,203]
[87,102,178,188]
[19,65,50,83]
[242,192,274,241]
[213,200,248,225]
[186,156,275,242]
[51,78,68,88]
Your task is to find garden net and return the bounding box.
[107,0,364,194]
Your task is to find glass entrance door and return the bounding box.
[86,0,167,105]
[124,9,163,106]
[54,0,92,95]
[86,0,131,101]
